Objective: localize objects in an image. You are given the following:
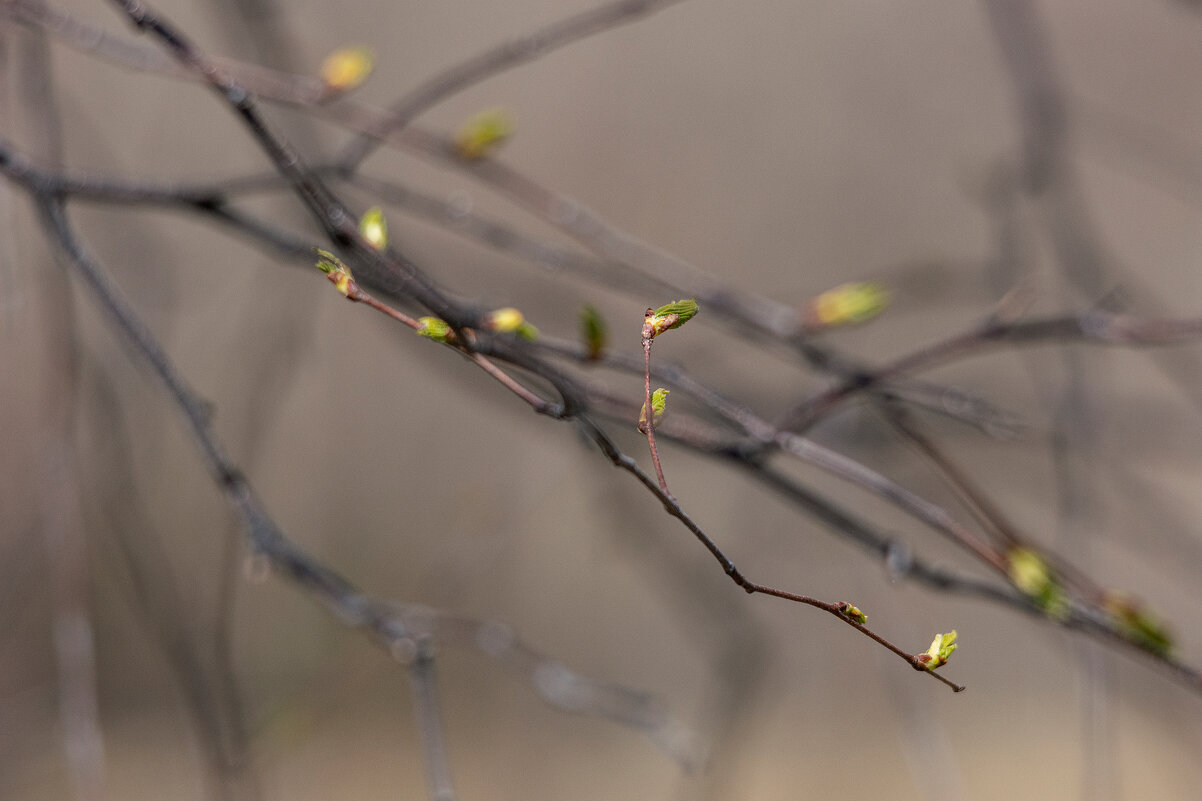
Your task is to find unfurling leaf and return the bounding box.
[315,248,356,297]
[455,108,514,160]
[359,206,388,250]
[916,630,958,670]
[638,388,670,433]
[581,304,607,361]
[643,298,699,339]
[320,46,375,92]
[835,602,868,625]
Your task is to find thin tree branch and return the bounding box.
[578,417,966,692]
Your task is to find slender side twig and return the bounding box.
[874,400,1108,602]
[318,276,967,690]
[579,417,966,692]
[875,400,1022,550]
[317,258,565,416]
[335,0,689,171]
[323,277,965,689]
[641,310,672,496]
[776,311,1202,434]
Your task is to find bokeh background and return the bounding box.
[3,1,1202,799]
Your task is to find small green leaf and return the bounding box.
[359,206,388,250]
[581,304,607,360]
[314,248,355,297]
[645,298,698,338]
[455,108,514,160]
[918,630,958,670]
[806,282,890,328]
[638,388,670,433]
[314,248,342,274]
[653,298,699,327]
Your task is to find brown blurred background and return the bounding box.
[3,1,1202,799]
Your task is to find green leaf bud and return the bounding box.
[359,206,388,250]
[416,316,453,343]
[805,282,890,329]
[643,298,699,338]
[1008,547,1069,620]
[315,248,356,297]
[320,46,375,92]
[581,304,607,361]
[638,388,670,433]
[916,630,958,670]
[455,108,514,160]
[835,601,868,625]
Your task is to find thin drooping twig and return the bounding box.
[319,272,966,689]
[320,255,565,416]
[579,417,966,692]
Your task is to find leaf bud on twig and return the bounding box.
[643,298,699,339]
[1007,547,1069,620]
[915,630,958,670]
[803,282,890,330]
[359,206,388,250]
[416,317,454,343]
[1103,592,1174,657]
[835,601,868,625]
[581,304,607,361]
[486,307,539,340]
[638,388,670,433]
[455,108,514,160]
[314,248,357,297]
